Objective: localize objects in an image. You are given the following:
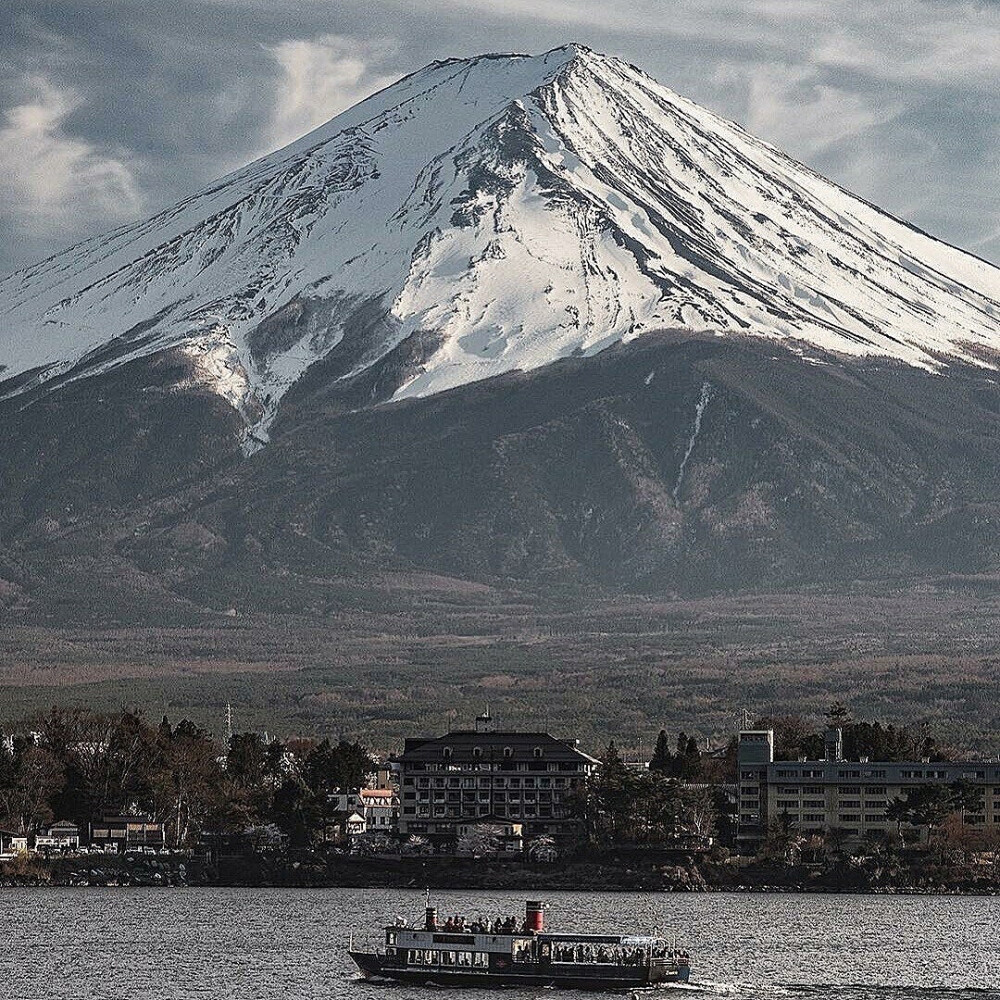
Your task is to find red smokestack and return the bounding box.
[425,906,437,930]
[526,900,543,932]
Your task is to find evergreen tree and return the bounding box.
[826,701,851,728]
[680,735,702,780]
[649,730,673,774]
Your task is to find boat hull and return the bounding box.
[349,951,690,989]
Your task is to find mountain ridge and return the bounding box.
[2,44,998,452]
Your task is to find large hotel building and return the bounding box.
[397,715,598,843]
[737,727,1000,846]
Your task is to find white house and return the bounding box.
[327,787,400,838]
[33,820,81,853]
[0,829,29,860]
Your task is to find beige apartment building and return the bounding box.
[737,727,1000,848]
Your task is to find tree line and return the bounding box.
[0,702,962,856]
[0,708,375,848]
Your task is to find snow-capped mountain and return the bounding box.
[2,43,999,449]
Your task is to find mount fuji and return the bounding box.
[2,43,998,447]
[3,44,1000,620]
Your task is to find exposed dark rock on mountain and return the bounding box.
[1,46,999,622]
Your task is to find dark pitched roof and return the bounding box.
[401,730,597,763]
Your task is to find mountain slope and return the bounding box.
[2,44,998,451]
[7,334,1000,624]
[4,45,1000,621]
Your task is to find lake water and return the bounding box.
[1,888,997,999]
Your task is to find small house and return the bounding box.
[0,829,28,860]
[34,820,81,853]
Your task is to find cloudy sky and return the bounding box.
[2,0,998,277]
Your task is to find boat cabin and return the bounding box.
[379,902,685,981]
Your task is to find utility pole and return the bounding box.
[225,702,234,744]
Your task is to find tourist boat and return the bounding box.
[348,899,691,989]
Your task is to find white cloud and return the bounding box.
[0,76,142,242]
[266,34,400,149]
[711,62,906,159]
[811,10,1000,87]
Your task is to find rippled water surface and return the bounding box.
[2,888,997,999]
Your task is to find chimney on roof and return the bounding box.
[475,707,494,734]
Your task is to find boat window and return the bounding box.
[441,951,455,966]
[503,747,513,758]
[512,940,534,963]
[473,952,489,968]
[457,952,472,967]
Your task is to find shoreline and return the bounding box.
[6,854,1000,896]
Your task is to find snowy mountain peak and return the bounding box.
[2,45,999,448]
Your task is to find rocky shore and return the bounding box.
[5,850,1000,894]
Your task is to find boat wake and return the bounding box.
[633,982,740,996]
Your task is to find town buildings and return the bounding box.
[327,781,400,839]
[89,813,166,853]
[737,727,1000,847]
[397,714,598,844]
